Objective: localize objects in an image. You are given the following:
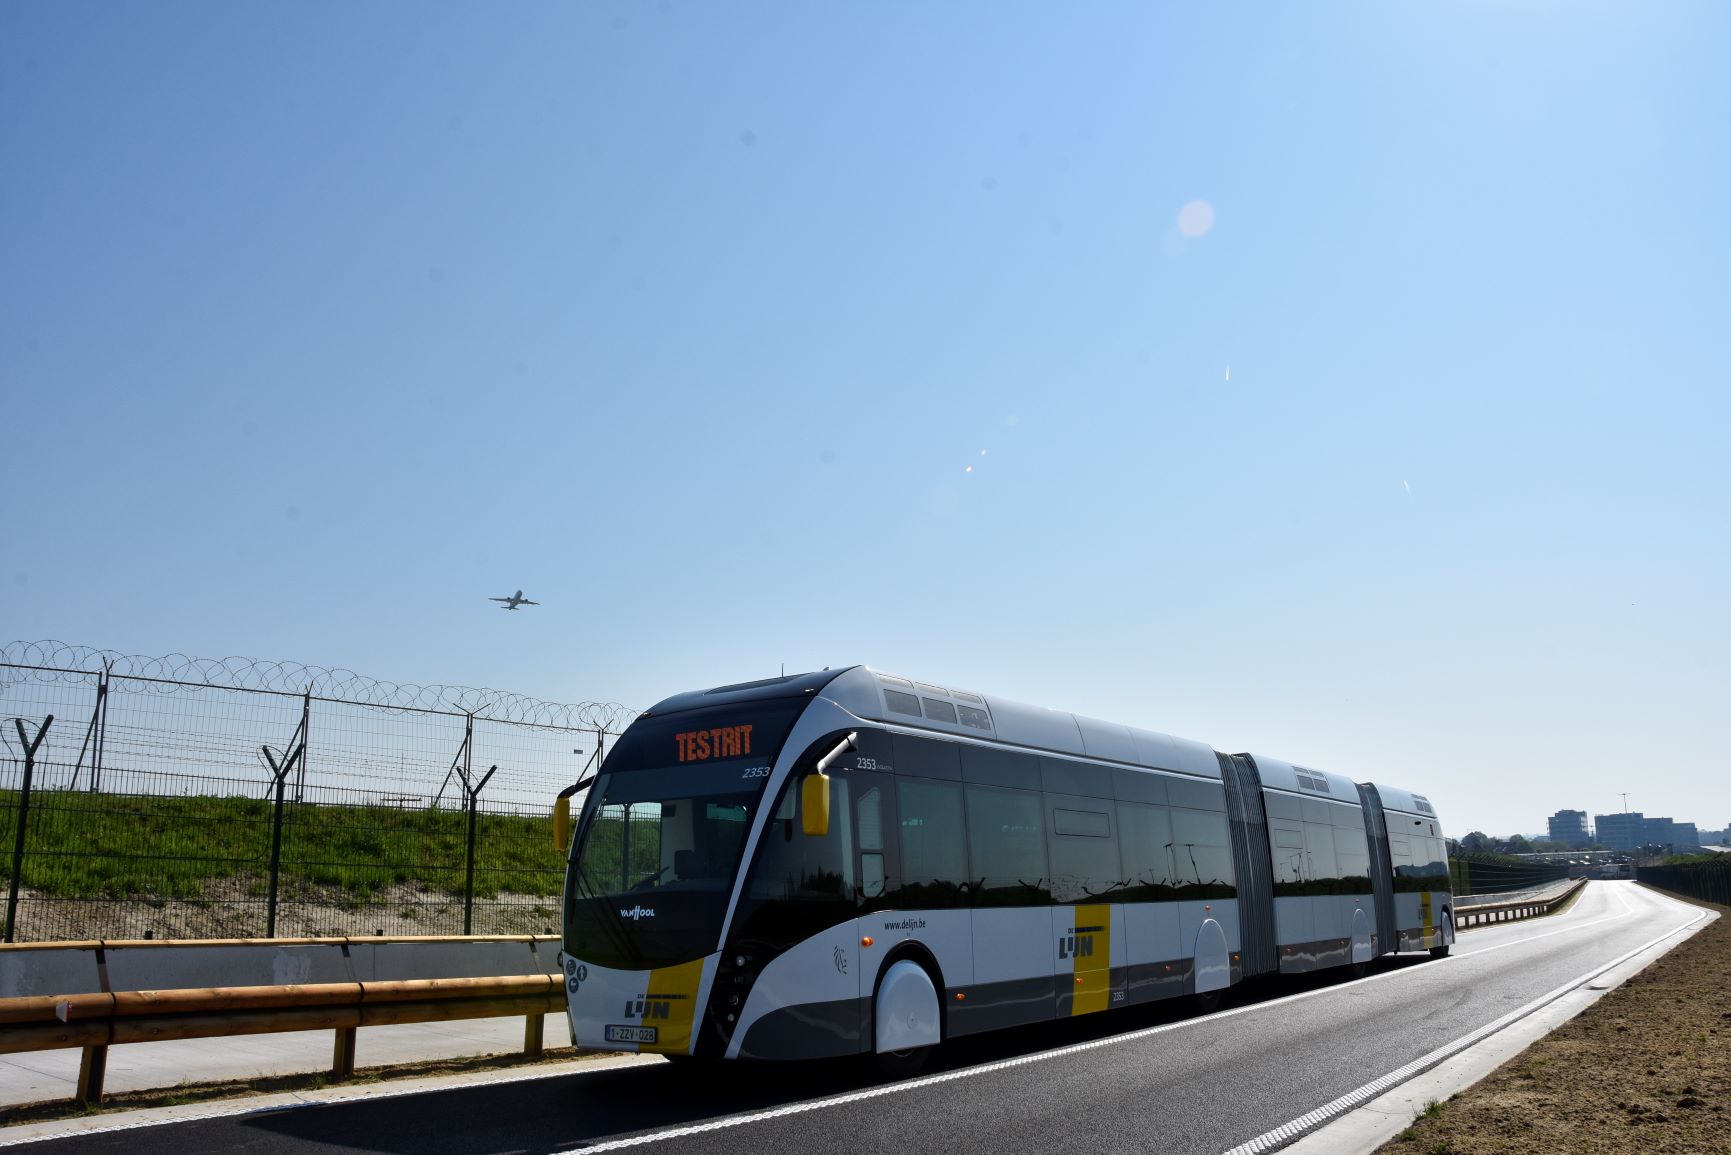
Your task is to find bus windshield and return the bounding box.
[564,701,803,970]
[572,772,759,900]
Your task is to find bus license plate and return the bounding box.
[605,1025,657,1044]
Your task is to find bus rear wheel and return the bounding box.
[1430,913,1454,957]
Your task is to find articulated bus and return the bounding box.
[554,666,1452,1069]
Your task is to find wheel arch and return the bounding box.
[871,941,947,1044]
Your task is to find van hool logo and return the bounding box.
[618,905,655,920]
[1058,925,1103,960]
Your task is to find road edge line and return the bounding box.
[1220,892,1717,1155]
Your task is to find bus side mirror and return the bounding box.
[553,795,571,852]
[801,773,831,837]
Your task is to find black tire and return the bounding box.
[1431,912,1454,957]
[874,1045,931,1079]
[1193,987,1222,1014]
[1349,959,1369,979]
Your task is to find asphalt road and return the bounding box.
[9,882,1706,1155]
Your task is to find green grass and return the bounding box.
[0,789,565,903]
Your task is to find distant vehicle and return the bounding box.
[489,590,539,610]
[552,665,1455,1070]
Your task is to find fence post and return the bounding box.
[91,662,110,793]
[69,671,106,792]
[463,764,498,935]
[296,689,312,803]
[6,716,53,943]
[261,742,303,938]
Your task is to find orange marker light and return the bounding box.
[1076,976,1084,986]
[955,992,965,1002]
[860,936,874,948]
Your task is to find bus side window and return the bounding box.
[965,784,1049,906]
[859,785,886,898]
[895,778,967,908]
[1116,800,1175,901]
[1168,807,1234,898]
[1047,794,1119,904]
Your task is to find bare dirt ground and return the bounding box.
[1379,887,1729,1155]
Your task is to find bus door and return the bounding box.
[851,764,897,1016]
[964,781,1055,1031]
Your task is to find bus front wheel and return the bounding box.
[873,957,941,1078]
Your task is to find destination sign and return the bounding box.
[674,724,754,763]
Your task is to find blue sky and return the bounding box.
[4,2,1727,838]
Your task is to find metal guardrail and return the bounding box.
[0,934,566,1105]
[1453,877,1578,910]
[1453,878,1586,928]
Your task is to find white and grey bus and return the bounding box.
[554,666,1452,1067]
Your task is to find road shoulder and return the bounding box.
[1284,885,1724,1155]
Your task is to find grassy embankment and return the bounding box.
[0,789,564,905]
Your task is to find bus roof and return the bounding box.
[818,665,1222,780]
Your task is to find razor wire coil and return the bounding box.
[2,640,636,732]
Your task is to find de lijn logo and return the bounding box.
[624,994,674,1021]
[1058,925,1100,960]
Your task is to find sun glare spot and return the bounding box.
[1178,200,1215,238]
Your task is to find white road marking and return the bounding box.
[1218,887,1707,1155]
[0,886,1674,1152]
[565,886,1697,1153]
[1453,879,1633,959]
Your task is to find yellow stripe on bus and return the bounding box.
[641,957,705,1054]
[1420,892,1435,949]
[1071,904,1111,1017]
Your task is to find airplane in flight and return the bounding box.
[489,590,539,610]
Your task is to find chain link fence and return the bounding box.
[1448,853,1571,897]
[1,642,634,942]
[1637,857,1731,906]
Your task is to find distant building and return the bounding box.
[1645,819,1698,847]
[1548,809,1591,847]
[1642,817,1682,848]
[1594,812,1644,851]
